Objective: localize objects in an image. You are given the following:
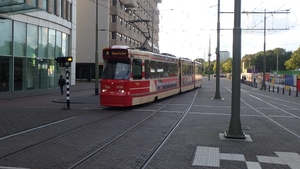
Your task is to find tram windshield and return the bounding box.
[102,60,130,79]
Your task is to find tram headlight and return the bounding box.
[102,89,107,92]
[119,90,125,93]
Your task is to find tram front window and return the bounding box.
[102,60,130,80]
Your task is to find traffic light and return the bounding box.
[55,57,73,67]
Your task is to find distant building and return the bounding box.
[76,0,162,80]
[219,51,230,62]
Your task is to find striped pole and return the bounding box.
[66,65,70,109]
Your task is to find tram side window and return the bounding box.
[169,63,177,77]
[182,64,188,76]
[132,59,142,80]
[164,62,169,77]
[196,65,202,75]
[145,60,150,79]
[150,61,157,78]
[189,65,193,75]
[157,61,164,78]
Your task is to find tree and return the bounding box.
[242,54,254,70]
[243,48,292,72]
[285,46,300,70]
[222,58,232,73]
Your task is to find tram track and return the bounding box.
[0,107,138,162]
[67,90,199,169]
[1,95,195,169]
[221,81,300,139]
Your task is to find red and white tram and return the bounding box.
[100,45,202,107]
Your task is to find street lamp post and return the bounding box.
[151,11,155,52]
[213,0,222,99]
[95,0,99,95]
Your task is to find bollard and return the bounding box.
[296,90,299,97]
[282,87,284,94]
[289,88,291,96]
[277,87,279,93]
[272,86,274,92]
[268,85,270,91]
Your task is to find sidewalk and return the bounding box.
[0,81,96,100]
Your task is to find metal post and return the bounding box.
[262,9,266,90]
[151,11,154,52]
[95,0,99,95]
[224,0,246,139]
[208,35,211,81]
[213,0,222,99]
[66,65,70,109]
[277,52,278,71]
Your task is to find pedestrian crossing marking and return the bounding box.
[192,146,300,169]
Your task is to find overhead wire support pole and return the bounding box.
[95,0,99,95]
[224,0,246,139]
[208,35,211,81]
[263,9,266,90]
[213,0,222,100]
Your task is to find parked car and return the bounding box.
[213,74,226,78]
[220,74,226,78]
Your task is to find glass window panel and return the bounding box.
[0,56,12,92]
[145,60,150,79]
[0,19,12,56]
[58,0,61,16]
[27,24,38,58]
[43,0,47,10]
[150,61,157,79]
[48,59,55,88]
[13,22,26,57]
[38,59,48,89]
[26,58,37,90]
[52,0,56,14]
[61,0,65,18]
[157,61,163,78]
[62,33,67,57]
[48,29,56,58]
[38,27,48,58]
[55,31,62,57]
[132,59,142,80]
[31,0,37,7]
[14,57,26,91]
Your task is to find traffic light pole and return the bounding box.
[55,56,73,109]
[66,64,70,109]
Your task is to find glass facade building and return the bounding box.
[0,0,76,93]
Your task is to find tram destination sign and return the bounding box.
[103,49,128,58]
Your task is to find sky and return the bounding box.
[157,0,300,61]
